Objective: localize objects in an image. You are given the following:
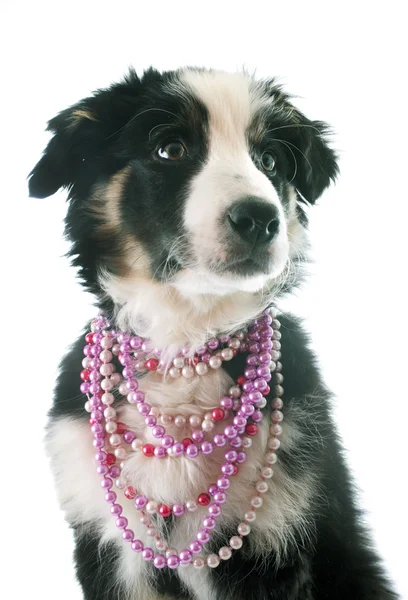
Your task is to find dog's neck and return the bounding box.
[101,272,271,350]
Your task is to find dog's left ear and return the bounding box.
[284,115,339,204]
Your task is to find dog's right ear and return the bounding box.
[28,71,142,198]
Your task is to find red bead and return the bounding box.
[80,369,91,381]
[236,375,246,386]
[192,355,200,365]
[96,391,104,399]
[182,437,193,448]
[145,358,159,371]
[245,424,258,436]
[105,453,116,466]
[85,333,94,344]
[211,408,225,421]
[142,444,155,457]
[116,422,127,434]
[264,385,270,396]
[124,486,136,500]
[89,418,95,426]
[197,493,211,506]
[159,504,172,518]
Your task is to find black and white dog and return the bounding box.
[29,67,397,600]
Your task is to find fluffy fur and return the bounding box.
[29,67,397,599]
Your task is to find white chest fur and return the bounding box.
[47,368,314,599]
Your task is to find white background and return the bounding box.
[1,1,407,598]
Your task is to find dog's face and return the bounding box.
[29,68,337,341]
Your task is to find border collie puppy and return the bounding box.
[29,67,398,600]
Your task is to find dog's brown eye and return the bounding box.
[261,152,276,172]
[157,142,186,161]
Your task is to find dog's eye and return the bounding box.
[261,152,276,172]
[157,142,186,161]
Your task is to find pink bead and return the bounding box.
[208,503,222,517]
[135,495,147,509]
[186,444,199,458]
[213,492,227,504]
[220,397,233,410]
[172,442,184,456]
[201,441,213,455]
[191,430,204,443]
[137,403,151,416]
[252,410,263,422]
[167,555,180,569]
[179,549,193,565]
[161,435,174,449]
[208,484,219,496]
[145,415,157,427]
[197,529,210,543]
[142,547,154,561]
[203,517,216,530]
[236,452,246,463]
[224,425,238,439]
[104,490,117,503]
[153,555,166,569]
[123,431,136,444]
[189,540,202,554]
[101,477,112,489]
[172,503,185,517]
[152,425,165,438]
[131,539,144,552]
[154,446,167,459]
[214,434,226,447]
[222,463,235,476]
[110,503,122,516]
[217,476,230,490]
[116,517,128,529]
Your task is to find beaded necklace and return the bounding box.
[80,308,284,569]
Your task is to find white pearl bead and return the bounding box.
[166,548,178,557]
[182,365,195,378]
[110,373,121,386]
[82,357,91,368]
[99,350,112,363]
[161,414,173,425]
[114,446,127,460]
[219,546,232,560]
[175,415,187,427]
[118,383,128,396]
[207,554,220,568]
[100,337,113,349]
[228,337,241,350]
[140,515,150,525]
[274,385,284,397]
[268,438,281,450]
[220,348,233,361]
[84,401,92,413]
[229,385,241,398]
[209,355,222,369]
[105,421,117,434]
[195,362,208,375]
[131,439,143,452]
[135,360,145,371]
[261,467,274,479]
[242,437,252,449]
[270,424,283,436]
[156,539,167,551]
[104,407,116,419]
[189,415,201,428]
[100,363,114,377]
[237,331,245,340]
[173,356,185,369]
[237,522,251,536]
[101,392,114,405]
[109,434,121,447]
[101,379,113,391]
[244,510,256,522]
[251,496,263,509]
[115,478,125,489]
[169,367,181,378]
[204,412,213,421]
[257,398,267,409]
[256,481,269,494]
[186,500,197,512]
[266,452,277,464]
[146,501,158,514]
[193,557,205,569]
[275,373,284,385]
[151,406,160,417]
[230,536,243,550]
[202,419,214,432]
[146,527,157,537]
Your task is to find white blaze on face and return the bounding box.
[176,70,290,296]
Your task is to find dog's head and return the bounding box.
[29,68,338,344]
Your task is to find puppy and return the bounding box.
[29,67,398,600]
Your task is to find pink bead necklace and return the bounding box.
[81,308,284,569]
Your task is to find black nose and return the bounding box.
[227,198,280,245]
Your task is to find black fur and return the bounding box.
[31,67,397,599]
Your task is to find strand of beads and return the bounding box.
[82,308,280,569]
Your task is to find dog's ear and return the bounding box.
[28,71,141,199]
[284,115,339,204]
